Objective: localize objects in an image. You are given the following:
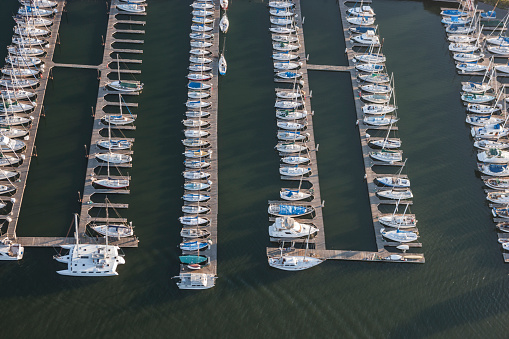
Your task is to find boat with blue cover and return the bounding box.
[268,204,314,217]
[180,240,210,251]
[478,163,509,176]
[492,207,509,219]
[349,26,376,35]
[441,9,468,16]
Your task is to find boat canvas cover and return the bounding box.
[489,164,506,173]
[179,255,207,264]
[278,205,307,215]
[119,81,138,88]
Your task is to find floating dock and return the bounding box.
[6,1,66,240]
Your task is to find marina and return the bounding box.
[265,0,425,267]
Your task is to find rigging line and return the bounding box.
[120,94,135,118]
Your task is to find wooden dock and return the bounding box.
[5,1,66,240]
[75,0,147,247]
[267,0,326,251]
[178,1,220,278]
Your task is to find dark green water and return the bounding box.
[1,0,509,338]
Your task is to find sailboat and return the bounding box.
[219,13,229,33]
[219,40,227,76]
[54,214,126,276]
[91,199,134,238]
[107,55,143,92]
[268,236,324,271]
[102,93,136,125]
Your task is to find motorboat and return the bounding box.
[173,273,216,290]
[478,163,509,176]
[91,224,134,238]
[474,139,509,150]
[377,189,413,200]
[280,189,312,201]
[280,166,311,177]
[380,228,418,242]
[375,176,410,188]
[485,178,509,190]
[0,238,23,260]
[352,31,380,46]
[471,124,509,139]
[269,216,318,239]
[477,149,509,163]
[268,204,314,217]
[179,216,209,226]
[370,149,403,162]
[182,205,210,214]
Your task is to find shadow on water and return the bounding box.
[18,68,96,237]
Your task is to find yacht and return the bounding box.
[0,237,23,260]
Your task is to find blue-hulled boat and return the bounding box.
[179,255,208,264]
